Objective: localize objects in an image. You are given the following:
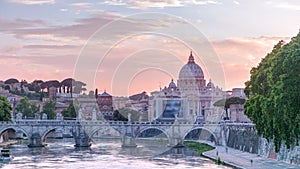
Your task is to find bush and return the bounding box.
[216,157,221,165]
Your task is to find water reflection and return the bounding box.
[1,138,232,169]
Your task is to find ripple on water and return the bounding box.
[1,139,232,169]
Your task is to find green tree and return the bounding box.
[61,101,79,119]
[244,32,300,152]
[15,97,39,118]
[214,97,246,119]
[4,78,19,84]
[60,78,75,97]
[42,100,56,119]
[0,96,12,121]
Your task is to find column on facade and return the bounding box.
[198,100,201,117]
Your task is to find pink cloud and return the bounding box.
[0,17,46,32]
[0,12,292,95]
[8,0,55,5]
[99,0,221,9]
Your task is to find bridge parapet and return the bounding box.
[0,121,13,125]
[0,119,255,148]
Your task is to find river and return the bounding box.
[1,138,232,169]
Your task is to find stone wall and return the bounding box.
[259,139,300,165]
[226,126,260,153]
[226,126,300,165]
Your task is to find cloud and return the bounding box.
[7,0,55,5]
[267,1,300,11]
[0,52,78,70]
[190,0,220,5]
[23,44,79,49]
[1,45,23,55]
[70,2,92,8]
[0,12,194,78]
[0,12,190,46]
[275,3,300,11]
[0,13,120,42]
[60,8,68,12]
[233,1,240,5]
[100,0,182,8]
[0,18,46,32]
[99,0,220,9]
[99,0,127,6]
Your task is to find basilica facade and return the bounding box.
[149,51,227,123]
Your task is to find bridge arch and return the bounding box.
[136,127,170,141]
[0,126,29,139]
[88,126,121,142]
[183,127,217,144]
[41,127,64,143]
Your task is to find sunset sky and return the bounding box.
[0,0,299,96]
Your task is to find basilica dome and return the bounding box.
[179,51,204,79]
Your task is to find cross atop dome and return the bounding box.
[188,50,195,63]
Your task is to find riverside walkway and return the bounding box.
[202,146,299,169]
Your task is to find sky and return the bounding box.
[0,0,299,96]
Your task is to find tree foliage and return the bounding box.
[214,97,246,109]
[214,97,246,119]
[4,78,19,84]
[61,101,79,119]
[0,96,12,121]
[113,108,141,122]
[73,81,87,94]
[15,97,39,118]
[42,100,56,119]
[244,32,300,152]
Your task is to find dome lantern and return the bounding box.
[188,50,195,63]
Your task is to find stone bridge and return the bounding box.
[0,120,255,148]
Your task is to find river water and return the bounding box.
[1,138,231,169]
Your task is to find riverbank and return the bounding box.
[202,145,299,169]
[183,141,215,154]
[0,140,19,148]
[183,141,237,168]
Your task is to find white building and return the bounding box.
[149,51,227,123]
[149,80,189,121]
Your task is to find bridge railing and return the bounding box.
[0,121,13,125]
[13,119,79,126]
[0,119,253,127]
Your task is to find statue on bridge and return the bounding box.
[127,113,131,122]
[78,107,83,120]
[16,112,23,120]
[42,113,47,120]
[35,112,41,119]
[92,108,97,121]
[56,112,63,120]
